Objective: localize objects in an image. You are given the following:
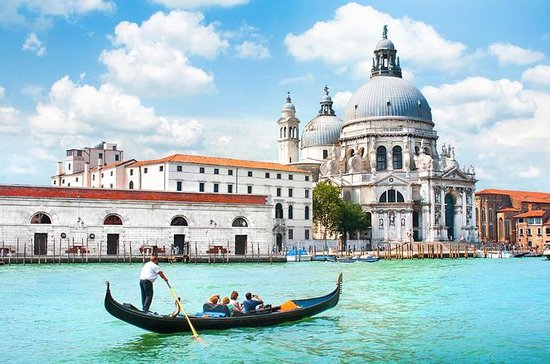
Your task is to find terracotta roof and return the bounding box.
[89,159,136,172]
[476,189,550,203]
[131,154,308,173]
[498,207,521,213]
[0,185,267,205]
[513,210,546,218]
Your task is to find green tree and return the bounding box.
[337,200,368,252]
[313,181,342,250]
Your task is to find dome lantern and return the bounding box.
[371,25,402,79]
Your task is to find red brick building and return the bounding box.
[476,189,550,251]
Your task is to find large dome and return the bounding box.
[301,114,343,148]
[344,76,432,123]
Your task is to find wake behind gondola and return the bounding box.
[104,273,342,334]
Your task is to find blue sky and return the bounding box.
[1,0,550,191]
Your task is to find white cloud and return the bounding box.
[518,166,541,178]
[235,41,271,60]
[0,106,22,134]
[278,73,314,85]
[423,77,536,131]
[0,85,4,99]
[488,43,544,65]
[100,10,228,97]
[27,76,206,154]
[150,0,248,9]
[22,32,46,57]
[332,91,352,110]
[522,65,550,88]
[0,0,115,28]
[284,3,466,78]
[6,155,35,175]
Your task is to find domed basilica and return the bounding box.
[277,27,477,244]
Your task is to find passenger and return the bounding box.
[208,294,220,305]
[229,290,243,312]
[221,296,235,315]
[243,292,264,313]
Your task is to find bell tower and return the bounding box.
[277,92,300,164]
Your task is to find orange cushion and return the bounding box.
[279,300,299,311]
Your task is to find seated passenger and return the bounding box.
[229,290,243,312]
[243,292,264,313]
[208,294,220,306]
[221,296,234,315]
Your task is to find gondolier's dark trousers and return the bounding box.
[140,279,154,312]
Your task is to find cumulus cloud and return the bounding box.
[27,76,206,153]
[332,91,352,110]
[522,65,550,88]
[100,10,228,97]
[22,32,46,57]
[0,0,115,28]
[427,76,550,189]
[150,0,248,9]
[285,3,466,78]
[0,106,22,134]
[278,73,314,85]
[0,85,4,99]
[235,40,271,60]
[488,43,544,65]
[423,77,536,131]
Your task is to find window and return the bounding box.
[68,183,71,187]
[305,206,310,220]
[31,213,51,224]
[376,146,387,170]
[323,150,328,159]
[92,175,95,181]
[379,190,404,203]
[115,155,120,161]
[143,168,148,174]
[104,214,122,225]
[288,229,294,239]
[130,169,133,176]
[288,205,294,219]
[276,188,281,197]
[171,216,188,226]
[275,203,283,218]
[392,146,403,169]
[546,228,550,235]
[305,190,310,198]
[77,150,82,157]
[159,166,163,172]
[228,184,233,193]
[305,176,310,181]
[200,167,205,173]
[177,181,182,191]
[537,228,542,236]
[265,172,270,178]
[129,181,134,189]
[519,228,524,236]
[289,174,293,180]
[528,217,542,225]
[62,179,65,184]
[277,173,282,179]
[199,182,205,192]
[110,171,113,176]
[177,165,182,172]
[288,188,293,197]
[305,229,310,240]
[214,183,219,193]
[109,183,113,188]
[101,173,104,178]
[248,171,253,177]
[53,181,56,185]
[68,163,71,170]
[214,168,219,175]
[232,217,248,227]
[518,218,524,223]
[228,169,233,176]
[75,177,79,182]
[99,153,103,159]
[528,228,532,236]
[247,186,252,194]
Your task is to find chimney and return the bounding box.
[57,161,64,175]
[83,162,90,188]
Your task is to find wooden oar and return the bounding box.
[166,281,202,341]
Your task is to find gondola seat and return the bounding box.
[202,303,230,317]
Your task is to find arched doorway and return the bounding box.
[445,193,455,240]
[276,233,283,252]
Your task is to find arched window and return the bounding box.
[305,206,310,220]
[392,146,402,169]
[129,181,134,189]
[379,190,404,203]
[31,213,51,224]
[171,216,188,226]
[275,203,283,219]
[288,205,294,219]
[232,217,248,227]
[376,146,387,170]
[365,212,372,228]
[104,214,122,225]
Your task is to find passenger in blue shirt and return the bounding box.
[243,292,263,313]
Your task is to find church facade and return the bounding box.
[279,27,478,244]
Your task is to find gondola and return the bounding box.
[104,273,342,334]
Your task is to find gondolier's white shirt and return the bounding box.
[140,261,162,281]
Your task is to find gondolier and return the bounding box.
[140,255,169,312]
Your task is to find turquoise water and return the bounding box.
[1,259,550,363]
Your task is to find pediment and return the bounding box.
[441,167,470,181]
[374,173,408,187]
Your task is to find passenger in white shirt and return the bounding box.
[139,255,169,312]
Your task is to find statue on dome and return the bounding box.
[383,25,388,39]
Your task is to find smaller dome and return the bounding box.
[282,93,295,111]
[376,38,395,50]
[301,115,343,148]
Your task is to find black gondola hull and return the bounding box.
[105,273,342,334]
